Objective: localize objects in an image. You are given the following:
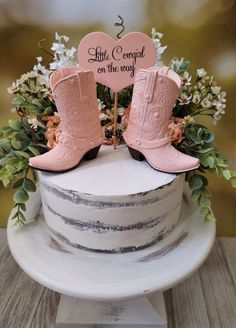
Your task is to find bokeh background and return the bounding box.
[0,0,235,234]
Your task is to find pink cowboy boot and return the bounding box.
[29,67,104,172]
[123,66,199,173]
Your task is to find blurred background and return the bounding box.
[0,0,235,235]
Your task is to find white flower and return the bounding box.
[55,32,69,43]
[65,47,76,58]
[99,113,108,121]
[151,27,163,39]
[28,116,44,129]
[192,91,201,104]
[178,92,192,105]
[51,42,65,54]
[36,56,43,63]
[211,86,221,95]
[217,91,226,102]
[197,68,207,78]
[118,107,125,115]
[151,27,167,67]
[97,99,105,110]
[182,71,192,85]
[183,115,195,125]
[201,94,213,108]
[49,34,76,69]
[49,62,61,70]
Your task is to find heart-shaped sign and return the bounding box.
[78,32,156,92]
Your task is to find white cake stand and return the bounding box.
[7,189,215,328]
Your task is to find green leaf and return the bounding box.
[222,170,231,181]
[189,175,203,190]
[206,156,214,168]
[43,107,53,115]
[11,140,22,150]
[13,132,28,140]
[0,139,11,152]
[205,132,214,143]
[16,151,30,159]
[198,195,210,207]
[197,147,214,154]
[12,178,24,189]
[11,94,26,105]
[191,189,201,201]
[23,178,36,192]
[28,146,40,156]
[20,203,26,211]
[206,212,216,221]
[200,207,210,218]
[0,157,8,167]
[8,119,22,131]
[30,167,37,181]
[231,177,236,188]
[13,189,29,203]
[7,157,19,166]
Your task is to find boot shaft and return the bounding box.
[127,67,180,142]
[51,69,101,138]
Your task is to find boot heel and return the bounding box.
[128,147,144,161]
[84,146,101,161]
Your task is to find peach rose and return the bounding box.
[168,121,184,144]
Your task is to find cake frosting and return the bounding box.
[39,145,184,253]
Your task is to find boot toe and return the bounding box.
[142,145,199,173]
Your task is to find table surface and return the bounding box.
[1,229,236,328]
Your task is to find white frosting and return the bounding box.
[41,145,176,196]
[39,145,184,253]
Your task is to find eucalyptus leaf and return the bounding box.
[191,189,201,201]
[8,119,22,131]
[200,207,210,218]
[7,157,19,166]
[205,132,214,143]
[206,156,214,168]
[28,146,40,156]
[11,94,26,105]
[206,212,216,221]
[189,175,203,190]
[12,178,24,188]
[11,140,22,150]
[20,203,26,211]
[13,189,29,203]
[16,151,30,159]
[230,177,236,188]
[223,170,231,181]
[23,178,36,192]
[198,195,210,207]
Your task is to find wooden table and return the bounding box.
[0,229,236,328]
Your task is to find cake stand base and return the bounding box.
[56,293,167,328]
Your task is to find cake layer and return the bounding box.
[39,145,184,253]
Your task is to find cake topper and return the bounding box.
[78,17,156,148]
[77,31,156,92]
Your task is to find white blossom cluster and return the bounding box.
[151,27,167,67]
[49,32,77,70]
[171,58,226,124]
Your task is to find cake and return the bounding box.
[39,145,184,253]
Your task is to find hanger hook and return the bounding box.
[114,15,125,39]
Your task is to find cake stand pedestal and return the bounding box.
[56,293,166,327]
[7,189,215,328]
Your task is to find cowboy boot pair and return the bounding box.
[29,67,104,172]
[30,66,199,173]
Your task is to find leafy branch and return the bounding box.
[177,123,236,221]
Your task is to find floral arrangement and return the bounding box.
[0,30,235,225]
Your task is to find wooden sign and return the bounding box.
[77,32,156,92]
